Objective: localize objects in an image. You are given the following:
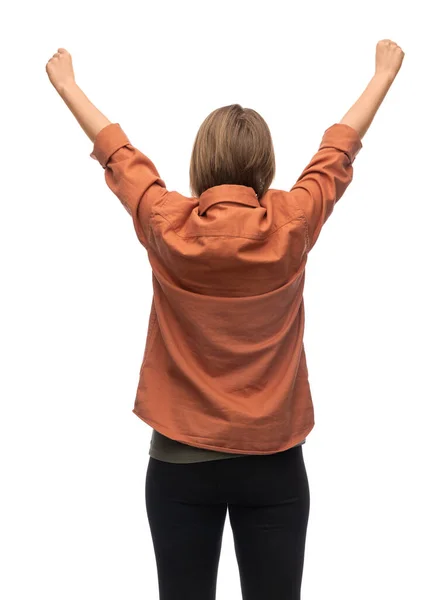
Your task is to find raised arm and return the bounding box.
[45,48,111,142]
[290,39,405,251]
[340,39,405,138]
[46,48,168,250]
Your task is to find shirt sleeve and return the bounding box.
[289,123,363,252]
[91,123,168,249]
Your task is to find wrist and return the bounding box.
[58,79,78,98]
[373,70,396,86]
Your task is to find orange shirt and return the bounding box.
[91,122,362,454]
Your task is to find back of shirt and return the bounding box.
[91,122,363,455]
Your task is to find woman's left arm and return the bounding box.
[45,48,168,250]
[46,48,110,142]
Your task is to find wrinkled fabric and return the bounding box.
[91,122,362,454]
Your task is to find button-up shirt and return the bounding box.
[91,122,362,454]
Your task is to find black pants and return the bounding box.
[145,444,310,600]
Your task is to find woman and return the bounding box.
[46,39,404,600]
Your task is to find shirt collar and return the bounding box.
[198,184,259,216]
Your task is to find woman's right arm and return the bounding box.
[289,39,404,251]
[340,39,405,139]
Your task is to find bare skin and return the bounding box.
[45,39,405,148]
[340,39,405,139]
[45,48,111,144]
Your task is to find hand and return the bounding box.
[46,48,76,93]
[375,39,405,80]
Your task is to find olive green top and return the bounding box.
[149,428,306,463]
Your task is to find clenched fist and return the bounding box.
[46,48,76,93]
[375,39,405,79]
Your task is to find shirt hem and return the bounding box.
[132,407,313,455]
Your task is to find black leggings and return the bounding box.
[145,444,310,600]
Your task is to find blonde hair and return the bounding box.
[189,104,276,200]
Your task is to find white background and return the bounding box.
[1,0,447,598]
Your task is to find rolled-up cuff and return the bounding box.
[91,123,131,169]
[320,123,363,163]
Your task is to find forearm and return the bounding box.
[59,82,111,143]
[340,71,395,140]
